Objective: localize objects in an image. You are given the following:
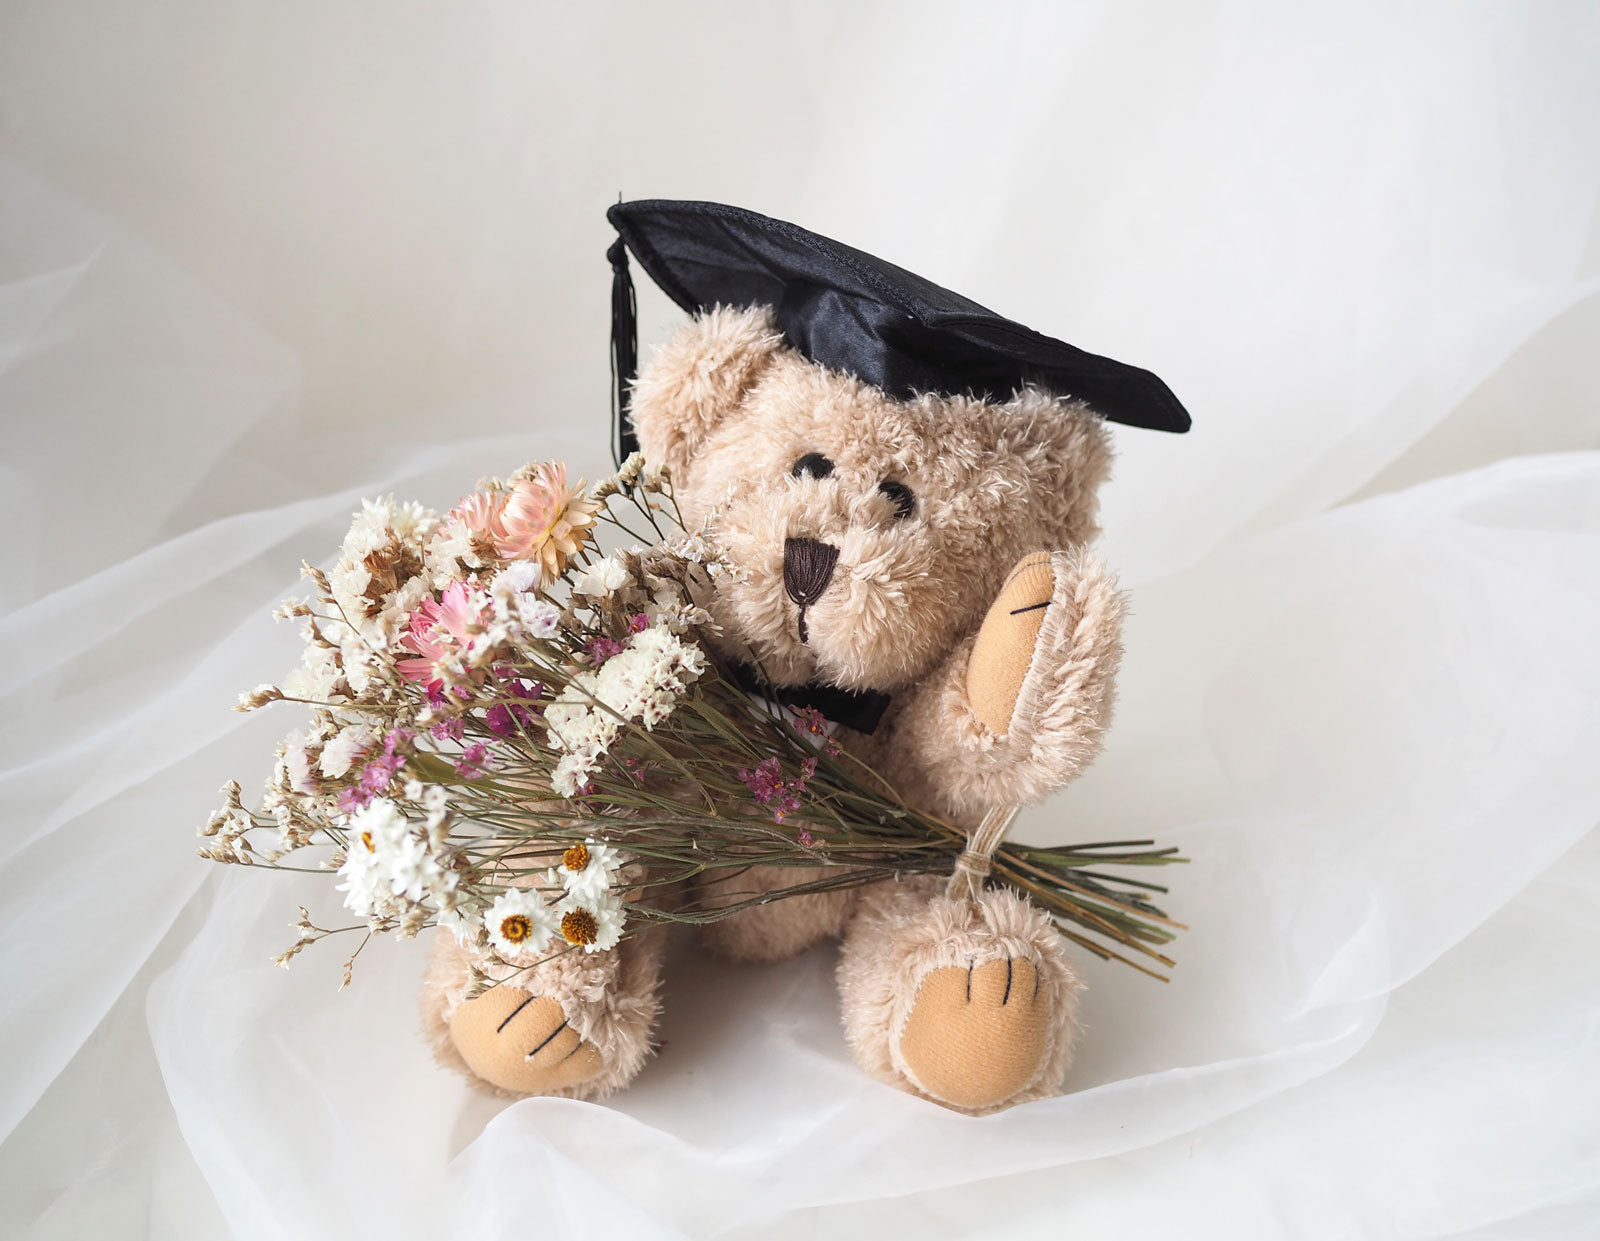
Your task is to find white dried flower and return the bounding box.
[236,684,283,711]
[434,900,481,946]
[615,452,646,487]
[484,889,559,959]
[556,890,625,953]
[492,560,543,595]
[319,723,375,778]
[571,555,631,598]
[278,730,319,795]
[514,596,561,638]
[387,499,440,543]
[593,626,707,728]
[552,839,624,904]
[281,643,345,703]
[552,747,603,798]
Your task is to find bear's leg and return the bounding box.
[837,876,1082,1113]
[694,863,858,963]
[420,925,668,1101]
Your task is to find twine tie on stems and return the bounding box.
[947,804,1020,903]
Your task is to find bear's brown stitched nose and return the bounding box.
[783,538,838,607]
[784,538,838,644]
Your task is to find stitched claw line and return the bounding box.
[496,993,537,1033]
[525,1018,569,1060]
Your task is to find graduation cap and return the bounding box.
[606,199,1191,464]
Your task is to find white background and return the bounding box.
[3,3,1599,1237]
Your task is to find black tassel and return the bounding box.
[608,238,639,468]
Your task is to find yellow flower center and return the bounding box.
[561,909,599,946]
[360,831,375,852]
[499,914,533,944]
[562,843,590,872]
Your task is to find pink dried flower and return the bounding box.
[628,613,650,634]
[398,582,489,684]
[484,672,542,736]
[338,729,414,812]
[490,462,600,577]
[796,829,817,848]
[737,755,812,824]
[454,742,491,778]
[738,757,783,802]
[485,701,537,736]
[790,705,828,738]
[449,491,505,540]
[430,717,465,741]
[586,636,626,665]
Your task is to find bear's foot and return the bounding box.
[897,956,1051,1110]
[446,987,606,1095]
[420,924,668,1101]
[838,876,1082,1114]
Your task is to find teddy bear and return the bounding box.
[419,200,1188,1114]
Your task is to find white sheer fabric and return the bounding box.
[2,4,1598,1237]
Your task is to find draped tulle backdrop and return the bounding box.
[3,3,1599,1238]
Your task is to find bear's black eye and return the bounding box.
[878,479,915,520]
[791,453,835,480]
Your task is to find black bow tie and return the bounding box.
[725,661,893,735]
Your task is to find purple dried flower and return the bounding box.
[339,728,415,812]
[454,742,491,778]
[790,705,828,738]
[737,757,785,803]
[586,636,626,665]
[737,755,814,824]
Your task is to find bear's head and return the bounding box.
[629,306,1112,695]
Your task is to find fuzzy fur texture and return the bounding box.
[693,866,860,964]
[424,306,1123,1111]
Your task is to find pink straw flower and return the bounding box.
[449,491,505,540]
[490,462,600,577]
[398,582,489,685]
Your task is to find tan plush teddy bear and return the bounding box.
[421,201,1189,1114]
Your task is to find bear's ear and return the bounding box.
[628,305,784,483]
[1000,389,1114,549]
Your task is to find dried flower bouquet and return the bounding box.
[203,455,1184,988]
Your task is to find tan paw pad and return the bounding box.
[896,957,1050,1111]
[966,552,1057,735]
[448,987,604,1095]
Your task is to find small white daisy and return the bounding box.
[484,889,559,959]
[556,891,625,953]
[555,839,625,904]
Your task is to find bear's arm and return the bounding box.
[885,549,1124,819]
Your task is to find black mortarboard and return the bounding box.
[606,199,1191,464]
